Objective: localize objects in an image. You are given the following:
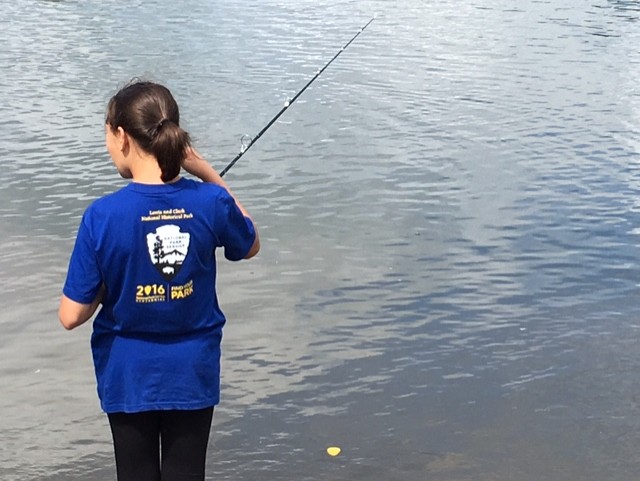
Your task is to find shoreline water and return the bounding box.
[1,1,640,479]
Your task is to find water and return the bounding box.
[1,0,640,479]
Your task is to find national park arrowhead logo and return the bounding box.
[146,225,190,281]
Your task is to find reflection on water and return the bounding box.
[1,0,640,480]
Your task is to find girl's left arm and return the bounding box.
[58,285,105,330]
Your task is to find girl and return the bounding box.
[59,80,259,481]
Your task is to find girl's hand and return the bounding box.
[183,147,218,182]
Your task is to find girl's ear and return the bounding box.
[116,126,128,152]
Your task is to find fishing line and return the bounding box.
[220,16,375,177]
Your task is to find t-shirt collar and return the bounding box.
[126,177,189,194]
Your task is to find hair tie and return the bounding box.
[152,118,169,138]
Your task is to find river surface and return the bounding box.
[1,0,640,480]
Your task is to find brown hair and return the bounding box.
[106,80,191,182]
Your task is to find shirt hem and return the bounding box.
[101,398,219,414]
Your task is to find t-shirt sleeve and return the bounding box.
[218,194,257,261]
[62,213,103,304]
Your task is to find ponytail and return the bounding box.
[150,119,191,182]
[106,80,191,183]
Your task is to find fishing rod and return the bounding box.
[219,16,375,177]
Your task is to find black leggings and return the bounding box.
[107,407,214,481]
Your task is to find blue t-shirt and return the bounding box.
[63,178,256,413]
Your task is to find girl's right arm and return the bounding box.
[182,148,260,258]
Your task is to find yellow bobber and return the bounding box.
[326,446,341,457]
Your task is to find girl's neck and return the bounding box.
[119,134,180,185]
[129,152,166,185]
